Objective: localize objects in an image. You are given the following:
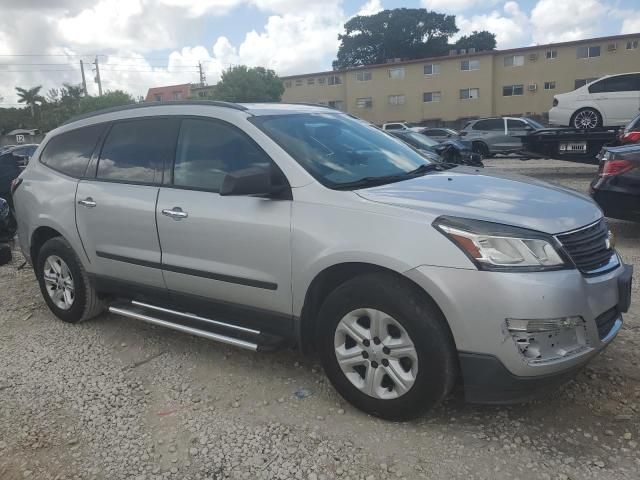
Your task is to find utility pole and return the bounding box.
[93,56,103,96]
[198,61,206,86]
[79,60,88,96]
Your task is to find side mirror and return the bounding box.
[220,166,288,198]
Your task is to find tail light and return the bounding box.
[552,98,558,107]
[620,131,640,144]
[10,177,22,195]
[601,159,635,177]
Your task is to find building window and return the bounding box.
[424,64,441,75]
[355,71,372,81]
[328,75,342,86]
[423,91,441,103]
[154,94,162,102]
[627,40,639,50]
[503,55,524,67]
[546,50,557,59]
[502,85,524,96]
[318,77,326,85]
[460,88,479,100]
[388,68,405,79]
[544,81,556,90]
[388,95,406,105]
[356,97,373,108]
[307,78,315,85]
[198,91,207,97]
[460,59,480,71]
[577,45,601,58]
[284,80,292,88]
[328,100,344,110]
[173,92,183,100]
[295,79,303,86]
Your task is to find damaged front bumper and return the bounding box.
[405,261,633,403]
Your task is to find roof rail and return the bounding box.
[61,100,248,126]
[290,102,336,110]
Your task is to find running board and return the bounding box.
[108,302,286,352]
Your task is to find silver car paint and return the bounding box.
[14,103,624,382]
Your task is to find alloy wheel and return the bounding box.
[334,308,418,400]
[43,255,75,310]
[574,110,599,129]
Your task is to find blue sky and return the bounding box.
[0,0,639,103]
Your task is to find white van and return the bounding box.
[549,72,640,129]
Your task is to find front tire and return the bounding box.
[571,108,602,129]
[472,141,490,158]
[317,273,457,420]
[36,237,103,323]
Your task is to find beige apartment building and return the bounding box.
[281,33,640,127]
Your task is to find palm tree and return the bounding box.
[15,86,45,118]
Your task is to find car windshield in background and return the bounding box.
[251,113,435,189]
[524,118,545,129]
[396,131,440,149]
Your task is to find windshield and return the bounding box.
[251,113,435,188]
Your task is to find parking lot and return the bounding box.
[0,158,638,480]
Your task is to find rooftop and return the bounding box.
[281,32,640,79]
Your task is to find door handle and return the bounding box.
[78,197,97,208]
[162,207,188,220]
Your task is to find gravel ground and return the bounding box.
[1,158,639,480]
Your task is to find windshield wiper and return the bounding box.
[333,163,460,190]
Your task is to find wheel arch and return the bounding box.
[297,262,455,355]
[30,226,64,267]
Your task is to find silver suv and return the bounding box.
[461,117,544,157]
[13,102,633,420]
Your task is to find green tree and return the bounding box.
[333,8,457,69]
[15,86,45,118]
[454,31,497,52]
[212,66,284,103]
[77,90,135,114]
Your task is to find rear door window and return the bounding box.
[172,118,276,192]
[97,118,179,183]
[507,119,529,131]
[473,119,504,131]
[40,124,105,178]
[590,74,640,93]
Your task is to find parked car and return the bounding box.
[381,122,424,132]
[617,113,640,145]
[389,130,482,166]
[549,72,640,129]
[590,144,640,222]
[460,117,544,157]
[421,128,460,143]
[14,102,632,420]
[0,197,13,265]
[0,144,16,155]
[0,144,38,209]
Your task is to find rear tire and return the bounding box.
[36,237,103,323]
[317,273,457,420]
[472,142,490,158]
[571,108,602,129]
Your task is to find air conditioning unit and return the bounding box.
[607,43,617,51]
[529,53,538,61]
[528,83,538,92]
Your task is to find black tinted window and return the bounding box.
[427,129,445,136]
[473,119,503,131]
[41,125,104,177]
[98,118,178,183]
[589,74,640,93]
[173,119,274,192]
[507,119,528,130]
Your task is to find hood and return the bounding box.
[356,167,602,234]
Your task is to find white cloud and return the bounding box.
[156,0,243,17]
[421,0,499,14]
[357,0,383,16]
[530,0,608,44]
[455,1,530,49]
[620,16,640,35]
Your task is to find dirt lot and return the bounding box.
[1,159,638,480]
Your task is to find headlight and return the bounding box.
[434,216,568,272]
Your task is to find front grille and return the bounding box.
[595,307,619,340]
[556,219,615,274]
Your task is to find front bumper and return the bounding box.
[405,261,633,402]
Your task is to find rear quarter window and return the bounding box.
[40,124,105,178]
